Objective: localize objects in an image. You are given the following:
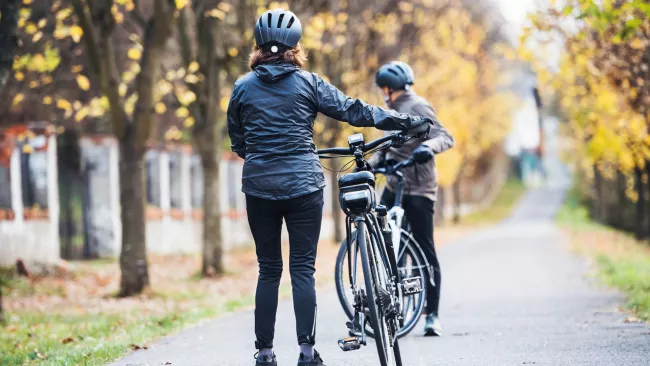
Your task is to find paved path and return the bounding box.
[113,183,650,366]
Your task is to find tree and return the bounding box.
[71,0,179,295]
[172,0,243,276]
[524,0,650,239]
[0,0,20,325]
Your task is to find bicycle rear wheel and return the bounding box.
[335,229,426,338]
[358,221,399,366]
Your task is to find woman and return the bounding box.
[227,9,432,366]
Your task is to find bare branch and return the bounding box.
[130,0,148,28]
[71,0,101,76]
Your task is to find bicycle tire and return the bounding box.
[358,222,391,366]
[367,221,403,366]
[335,230,426,338]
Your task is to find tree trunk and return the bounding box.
[118,143,149,297]
[646,162,650,243]
[634,165,646,240]
[0,0,19,88]
[435,187,445,225]
[200,146,224,276]
[593,165,606,223]
[453,177,462,225]
[330,160,343,243]
[0,286,4,324]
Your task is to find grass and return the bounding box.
[458,179,527,226]
[0,242,343,365]
[557,188,650,321]
[1,306,220,365]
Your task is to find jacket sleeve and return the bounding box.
[227,84,246,159]
[315,76,425,131]
[412,103,455,154]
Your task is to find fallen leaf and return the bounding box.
[61,337,75,344]
[624,316,640,323]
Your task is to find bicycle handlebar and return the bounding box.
[317,132,402,156]
[373,158,416,177]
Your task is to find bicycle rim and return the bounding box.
[358,222,391,366]
[336,232,426,338]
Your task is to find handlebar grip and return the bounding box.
[408,120,430,136]
[363,132,401,152]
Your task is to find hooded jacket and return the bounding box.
[227,63,431,200]
[368,90,455,202]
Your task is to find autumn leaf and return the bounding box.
[75,106,90,122]
[188,61,199,73]
[128,48,142,60]
[175,0,188,10]
[183,116,195,128]
[15,72,24,81]
[219,96,229,112]
[25,23,37,34]
[175,107,189,118]
[56,99,72,111]
[205,8,225,19]
[69,25,83,42]
[43,96,53,105]
[184,74,199,84]
[155,102,167,114]
[629,38,645,50]
[12,93,24,106]
[76,75,91,91]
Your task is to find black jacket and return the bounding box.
[227,62,429,200]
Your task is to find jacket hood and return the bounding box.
[254,63,300,83]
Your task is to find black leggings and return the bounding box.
[246,190,324,349]
[381,189,441,316]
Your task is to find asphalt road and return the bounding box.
[113,183,650,366]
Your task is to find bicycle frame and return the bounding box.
[375,164,436,287]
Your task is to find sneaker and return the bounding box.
[424,314,442,336]
[255,352,278,366]
[297,349,326,366]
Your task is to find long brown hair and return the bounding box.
[249,43,308,69]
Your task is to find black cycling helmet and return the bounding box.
[254,9,302,49]
[376,61,415,91]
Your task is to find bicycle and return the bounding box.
[318,130,426,366]
[334,156,435,338]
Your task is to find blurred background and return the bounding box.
[0,0,648,364]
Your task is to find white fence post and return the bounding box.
[10,147,23,227]
[47,134,60,260]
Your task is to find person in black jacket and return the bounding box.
[227,9,432,366]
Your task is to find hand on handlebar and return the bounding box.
[407,117,432,138]
[413,145,434,164]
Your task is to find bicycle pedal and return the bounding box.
[338,337,362,352]
[402,276,423,295]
